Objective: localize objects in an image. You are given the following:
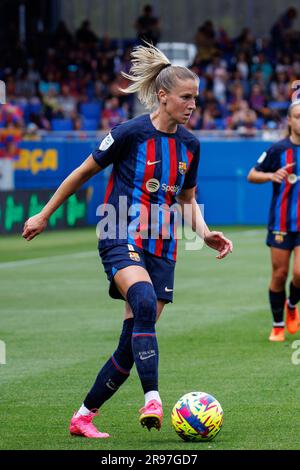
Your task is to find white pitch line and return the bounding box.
[0,251,95,269]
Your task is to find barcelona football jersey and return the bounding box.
[255,137,300,232]
[92,114,200,260]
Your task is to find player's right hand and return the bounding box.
[22,213,48,241]
[271,162,295,183]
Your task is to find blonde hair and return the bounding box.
[121,42,198,110]
[287,100,300,135]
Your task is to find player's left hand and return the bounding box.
[204,231,233,259]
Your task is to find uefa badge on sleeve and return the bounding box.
[179,161,187,175]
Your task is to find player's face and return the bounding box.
[161,78,199,125]
[288,104,300,137]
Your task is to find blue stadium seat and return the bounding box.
[18,103,30,123]
[255,118,264,129]
[268,101,289,110]
[51,118,73,131]
[215,118,226,130]
[80,102,102,120]
[81,118,98,131]
[28,102,42,116]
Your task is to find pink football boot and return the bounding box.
[139,399,163,430]
[69,410,110,438]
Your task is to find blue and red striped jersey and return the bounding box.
[255,137,300,232]
[92,114,200,260]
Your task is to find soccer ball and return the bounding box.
[171,391,223,442]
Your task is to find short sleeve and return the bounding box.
[92,124,126,169]
[254,147,280,173]
[182,141,200,189]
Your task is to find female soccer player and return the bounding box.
[22,43,233,438]
[248,100,300,342]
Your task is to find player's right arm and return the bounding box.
[22,155,101,241]
[247,163,294,184]
[247,145,295,184]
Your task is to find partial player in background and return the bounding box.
[248,100,300,341]
[22,43,233,438]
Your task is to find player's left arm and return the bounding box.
[176,187,233,259]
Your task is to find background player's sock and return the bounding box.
[83,318,134,410]
[145,390,161,405]
[288,282,300,308]
[269,289,285,325]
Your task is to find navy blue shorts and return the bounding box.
[99,243,176,303]
[266,230,300,250]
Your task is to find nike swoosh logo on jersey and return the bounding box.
[165,287,173,292]
[147,160,161,165]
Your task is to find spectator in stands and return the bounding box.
[249,84,267,116]
[227,82,245,113]
[270,7,298,53]
[134,4,161,46]
[57,84,78,119]
[250,52,273,86]
[23,123,41,141]
[76,20,98,46]
[15,71,36,99]
[230,100,257,135]
[234,27,255,58]
[235,52,250,80]
[53,21,73,49]
[101,96,127,131]
[270,69,290,102]
[38,71,60,96]
[194,22,219,67]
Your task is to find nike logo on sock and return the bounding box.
[165,287,173,292]
[140,353,156,360]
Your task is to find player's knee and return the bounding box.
[272,267,288,286]
[126,281,157,323]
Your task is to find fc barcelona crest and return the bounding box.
[179,161,187,175]
[129,252,140,262]
[275,234,284,243]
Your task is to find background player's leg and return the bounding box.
[285,246,300,333]
[269,247,291,341]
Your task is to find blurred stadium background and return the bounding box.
[1,0,300,233]
[1,0,300,453]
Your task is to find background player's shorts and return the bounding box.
[266,230,300,250]
[99,243,176,303]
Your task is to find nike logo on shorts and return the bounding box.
[165,287,173,292]
[147,160,161,166]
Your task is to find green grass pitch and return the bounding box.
[0,227,299,450]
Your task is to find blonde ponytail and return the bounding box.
[121,42,198,110]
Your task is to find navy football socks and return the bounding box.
[269,289,285,325]
[288,282,300,307]
[127,282,159,394]
[84,318,134,410]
